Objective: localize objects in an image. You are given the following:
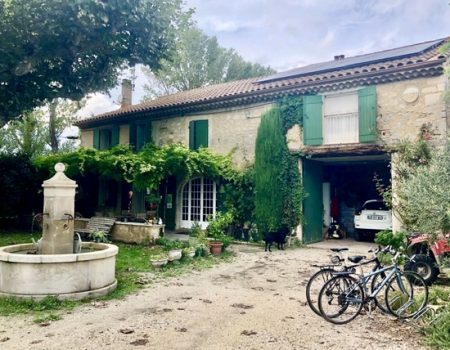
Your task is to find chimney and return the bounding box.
[121,79,132,108]
[334,54,345,61]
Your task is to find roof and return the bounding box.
[258,38,444,82]
[75,37,449,128]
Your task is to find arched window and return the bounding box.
[181,177,216,229]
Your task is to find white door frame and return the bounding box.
[179,177,217,229]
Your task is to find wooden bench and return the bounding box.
[75,216,116,240]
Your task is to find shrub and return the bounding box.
[374,230,407,251]
[88,230,110,243]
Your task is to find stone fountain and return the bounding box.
[0,163,118,300]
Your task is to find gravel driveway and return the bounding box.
[0,243,428,350]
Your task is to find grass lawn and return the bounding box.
[0,230,233,322]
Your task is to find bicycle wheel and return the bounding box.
[385,271,428,319]
[318,275,364,324]
[306,268,335,316]
[370,270,390,314]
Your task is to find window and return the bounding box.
[303,86,377,146]
[181,177,216,229]
[189,120,208,150]
[323,92,358,144]
[99,129,112,150]
[130,122,152,151]
[93,126,120,150]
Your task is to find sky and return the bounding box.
[80,0,450,118]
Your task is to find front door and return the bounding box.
[303,159,324,243]
[180,177,217,229]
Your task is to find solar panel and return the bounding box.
[258,38,444,83]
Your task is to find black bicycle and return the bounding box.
[317,249,429,324]
[306,246,390,316]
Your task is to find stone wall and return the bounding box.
[119,124,130,145]
[152,103,274,166]
[377,75,447,145]
[111,222,164,244]
[79,75,448,154]
[80,129,94,148]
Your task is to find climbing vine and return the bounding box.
[278,95,303,132]
[34,144,237,191]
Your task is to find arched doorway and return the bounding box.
[180,177,217,229]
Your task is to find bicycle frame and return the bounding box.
[334,262,405,305]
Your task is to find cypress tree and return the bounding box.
[254,106,286,233]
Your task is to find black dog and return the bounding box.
[264,226,290,252]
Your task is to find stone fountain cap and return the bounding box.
[42,163,77,189]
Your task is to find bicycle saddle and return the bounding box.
[348,255,366,263]
[330,248,349,253]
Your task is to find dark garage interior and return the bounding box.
[322,157,391,240]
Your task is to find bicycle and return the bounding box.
[306,246,390,316]
[317,249,429,325]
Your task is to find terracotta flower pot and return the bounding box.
[209,241,223,256]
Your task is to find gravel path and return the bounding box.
[0,244,429,350]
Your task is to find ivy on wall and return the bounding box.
[278,95,303,132]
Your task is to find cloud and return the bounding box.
[185,0,450,72]
[76,94,118,120]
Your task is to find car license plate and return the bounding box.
[367,215,383,220]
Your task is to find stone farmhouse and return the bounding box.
[74,38,449,243]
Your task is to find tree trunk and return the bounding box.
[48,100,59,153]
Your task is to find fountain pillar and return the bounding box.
[41,163,78,254]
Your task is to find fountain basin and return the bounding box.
[0,242,118,300]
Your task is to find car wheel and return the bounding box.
[404,254,440,286]
[354,229,363,241]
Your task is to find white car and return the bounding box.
[354,199,392,241]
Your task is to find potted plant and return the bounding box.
[207,211,233,256]
[150,253,168,268]
[182,247,196,258]
[167,240,185,261]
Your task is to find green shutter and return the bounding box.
[303,95,323,146]
[189,120,209,150]
[111,126,120,147]
[145,122,152,144]
[189,121,195,149]
[129,124,137,150]
[93,129,100,149]
[358,86,377,142]
[195,120,208,149]
[137,124,145,150]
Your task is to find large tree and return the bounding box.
[0,0,185,126]
[0,98,82,157]
[142,27,275,99]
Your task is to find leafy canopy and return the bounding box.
[395,141,450,238]
[142,26,275,98]
[0,0,185,125]
[34,143,237,192]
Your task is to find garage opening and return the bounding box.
[302,154,391,243]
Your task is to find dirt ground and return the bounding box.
[0,243,429,350]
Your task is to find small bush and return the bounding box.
[423,306,450,348]
[375,230,407,251]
